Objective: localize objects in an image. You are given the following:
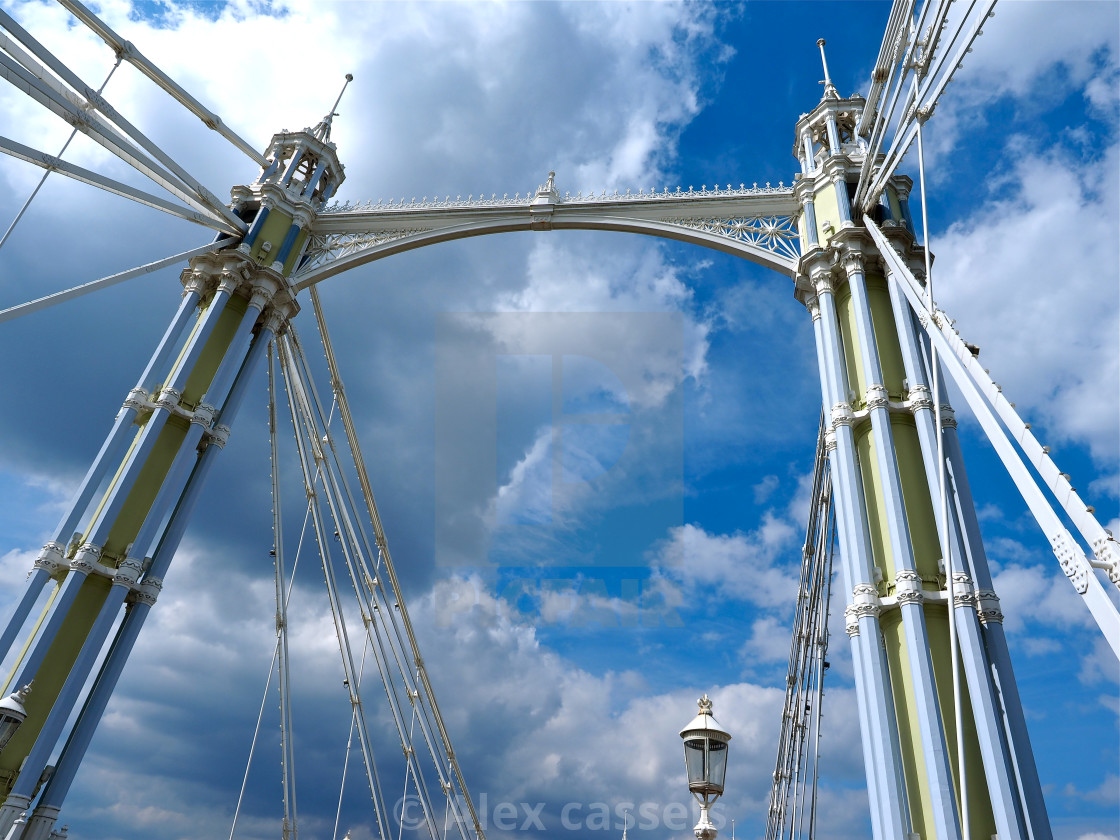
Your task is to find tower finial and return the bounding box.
[312,73,354,142]
[817,39,838,100]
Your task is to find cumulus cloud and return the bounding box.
[934,141,1120,463]
[652,519,799,606]
[914,0,1118,169]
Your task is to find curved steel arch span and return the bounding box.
[291,182,801,289]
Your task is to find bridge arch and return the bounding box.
[289,190,802,291]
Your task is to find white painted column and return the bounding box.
[887,268,1032,839]
[943,424,1053,840]
[20,312,283,840]
[800,128,816,174]
[844,251,961,840]
[807,268,910,840]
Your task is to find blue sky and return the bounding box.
[0,2,1117,840]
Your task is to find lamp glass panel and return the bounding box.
[708,740,728,788]
[0,718,18,751]
[683,738,706,784]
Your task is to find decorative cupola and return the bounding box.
[232,75,352,278]
[792,39,867,255]
[791,40,918,258]
[793,40,866,174]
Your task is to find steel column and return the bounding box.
[843,252,960,840]
[18,320,278,840]
[887,266,1031,840]
[807,269,909,840]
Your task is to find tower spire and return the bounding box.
[817,39,838,100]
[312,73,354,142]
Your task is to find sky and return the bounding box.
[0,2,1117,840]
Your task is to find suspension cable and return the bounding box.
[231,351,315,840]
[269,342,298,840]
[309,287,486,840]
[274,303,484,840]
[333,639,371,840]
[284,325,454,840]
[229,643,277,840]
[278,334,393,840]
[807,519,833,840]
[286,321,469,840]
[766,414,835,840]
[0,55,121,253]
[917,113,969,839]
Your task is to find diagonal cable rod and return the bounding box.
[915,117,969,840]
[268,343,299,840]
[868,217,1120,586]
[308,288,485,840]
[856,0,998,211]
[856,0,916,138]
[914,0,957,77]
[55,0,267,166]
[281,317,476,840]
[766,415,834,840]
[0,239,227,323]
[0,52,120,253]
[231,460,311,840]
[0,135,235,231]
[283,328,454,840]
[866,218,1120,656]
[855,3,929,205]
[0,48,238,230]
[333,641,371,840]
[855,0,968,206]
[279,335,393,840]
[230,635,279,840]
[861,0,996,208]
[0,10,245,232]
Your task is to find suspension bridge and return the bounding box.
[0,2,1117,839]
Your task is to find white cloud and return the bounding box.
[739,615,790,665]
[934,140,1119,463]
[992,559,1096,635]
[489,238,712,398]
[652,519,799,606]
[752,474,779,504]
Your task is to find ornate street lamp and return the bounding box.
[679,694,731,840]
[0,684,31,753]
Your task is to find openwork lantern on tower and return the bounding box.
[679,694,731,840]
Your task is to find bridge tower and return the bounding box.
[790,44,1050,840]
[0,113,345,840]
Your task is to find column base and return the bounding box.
[0,795,32,839]
[21,804,58,840]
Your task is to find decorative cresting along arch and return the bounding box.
[290,177,801,290]
[3,19,1119,840]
